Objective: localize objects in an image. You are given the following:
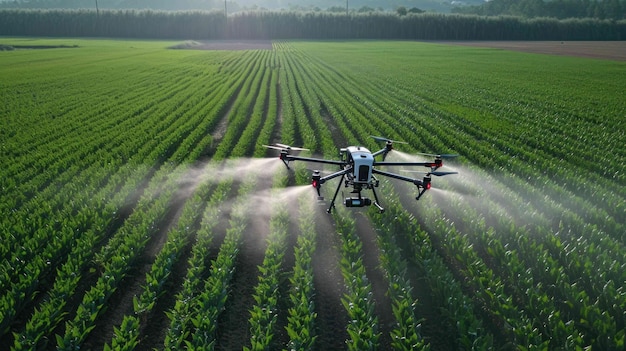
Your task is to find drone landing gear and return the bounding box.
[371,186,384,213]
[327,174,344,213]
[325,174,384,214]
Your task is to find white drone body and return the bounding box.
[264,136,458,213]
[342,146,374,184]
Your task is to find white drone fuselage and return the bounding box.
[342,146,374,185]
[265,138,458,213]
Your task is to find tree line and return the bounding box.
[453,0,626,20]
[1,9,625,40]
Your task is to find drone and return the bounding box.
[263,136,458,213]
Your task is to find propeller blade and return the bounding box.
[262,144,284,151]
[400,169,426,174]
[305,167,339,178]
[400,170,458,176]
[371,135,408,144]
[265,143,310,151]
[429,171,458,176]
[415,152,459,159]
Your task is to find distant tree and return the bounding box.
[396,6,407,15]
[451,0,626,19]
[357,5,375,13]
[408,6,424,13]
[516,0,544,17]
[605,0,623,19]
[327,5,345,12]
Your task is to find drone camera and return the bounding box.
[345,197,372,207]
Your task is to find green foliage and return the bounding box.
[0,8,625,40]
[2,39,625,350]
[453,0,626,20]
[283,196,318,351]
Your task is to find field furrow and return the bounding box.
[2,38,624,350]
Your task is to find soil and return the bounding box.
[311,205,350,350]
[435,40,626,61]
[20,38,620,351]
[0,44,79,50]
[170,40,626,61]
[170,40,273,51]
[353,212,395,349]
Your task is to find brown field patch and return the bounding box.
[435,41,626,61]
[170,40,273,50]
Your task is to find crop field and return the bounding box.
[1,38,625,350]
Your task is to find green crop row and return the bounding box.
[213,50,267,160]
[279,47,336,155]
[294,41,624,229]
[3,48,224,314]
[3,39,624,350]
[283,195,318,351]
[253,55,280,158]
[245,167,289,351]
[369,181,494,350]
[276,42,495,348]
[369,208,430,350]
[104,169,216,351]
[55,163,186,350]
[185,173,257,350]
[230,51,273,157]
[334,211,380,351]
[282,41,625,348]
[163,179,233,350]
[3,42,239,347]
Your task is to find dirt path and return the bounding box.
[353,211,395,349]
[215,179,275,350]
[312,207,350,350]
[170,40,273,51]
[82,175,202,350]
[390,181,464,350]
[435,41,626,61]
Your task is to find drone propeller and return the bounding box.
[401,170,459,177]
[371,136,408,144]
[263,143,310,152]
[429,171,458,176]
[414,152,459,159]
[306,168,335,176]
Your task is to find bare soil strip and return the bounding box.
[82,178,201,350]
[312,206,350,350]
[170,40,273,51]
[435,41,626,61]
[353,211,395,349]
[215,181,274,350]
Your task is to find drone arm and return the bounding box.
[372,141,394,160]
[372,168,423,185]
[282,154,345,168]
[371,146,390,158]
[374,161,438,168]
[311,168,351,198]
[373,168,431,200]
[320,168,352,182]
